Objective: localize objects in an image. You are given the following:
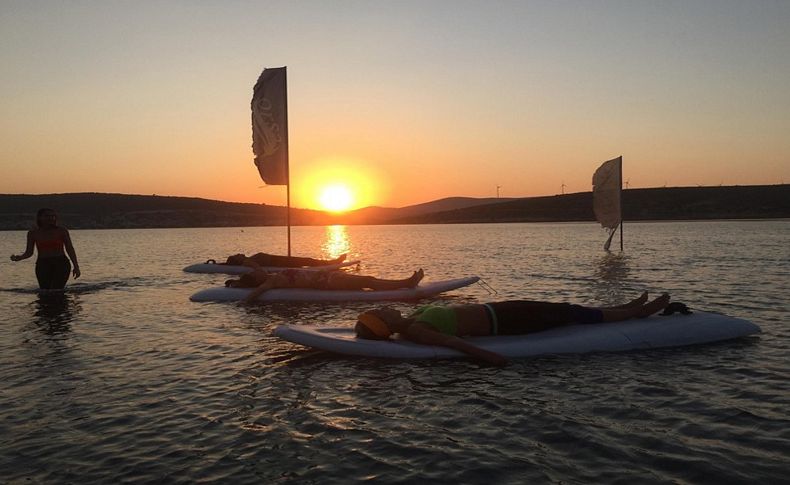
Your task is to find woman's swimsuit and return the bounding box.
[35,236,65,252]
[410,306,458,335]
[280,269,331,289]
[34,233,70,289]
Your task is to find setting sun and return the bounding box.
[318,184,354,212]
[296,157,387,211]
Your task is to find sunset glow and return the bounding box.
[294,157,386,211]
[318,184,353,212]
[1,3,788,208]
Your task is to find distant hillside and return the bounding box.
[391,185,790,224]
[1,185,787,230]
[338,197,517,224]
[0,193,323,230]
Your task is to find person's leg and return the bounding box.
[489,294,670,334]
[599,293,670,322]
[599,291,648,310]
[35,260,48,289]
[51,257,71,289]
[328,269,424,290]
[34,257,70,290]
[488,300,580,335]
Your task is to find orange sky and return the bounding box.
[1,2,788,211]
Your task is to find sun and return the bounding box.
[318,184,354,212]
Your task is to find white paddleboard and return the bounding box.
[273,311,761,359]
[183,259,360,275]
[189,276,480,302]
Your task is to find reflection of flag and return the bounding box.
[593,156,622,229]
[251,67,288,185]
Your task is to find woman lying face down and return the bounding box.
[225,268,425,304]
[355,292,671,366]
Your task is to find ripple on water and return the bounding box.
[0,222,788,483]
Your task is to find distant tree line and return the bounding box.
[1,185,788,230]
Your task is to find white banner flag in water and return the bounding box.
[592,156,622,229]
[251,67,288,185]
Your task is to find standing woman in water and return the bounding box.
[10,208,81,289]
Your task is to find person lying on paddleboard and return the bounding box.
[10,208,81,290]
[221,252,347,269]
[355,292,671,366]
[226,268,425,304]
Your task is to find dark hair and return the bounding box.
[36,208,56,228]
[354,320,389,340]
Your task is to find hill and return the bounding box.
[0,185,787,230]
[390,185,790,224]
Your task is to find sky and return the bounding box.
[1,0,789,211]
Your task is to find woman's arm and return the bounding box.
[405,323,508,366]
[10,231,35,261]
[242,274,284,304]
[62,229,80,278]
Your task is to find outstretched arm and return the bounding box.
[405,323,508,366]
[243,281,273,304]
[242,277,279,304]
[10,231,35,262]
[63,229,80,279]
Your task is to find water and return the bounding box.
[1,221,788,483]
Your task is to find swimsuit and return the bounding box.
[280,269,331,289]
[35,236,64,252]
[410,305,458,335]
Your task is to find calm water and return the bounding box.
[1,221,788,483]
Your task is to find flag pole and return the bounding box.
[283,67,291,256]
[251,66,291,253]
[619,156,624,251]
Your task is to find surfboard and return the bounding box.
[183,259,361,275]
[189,276,480,302]
[273,311,761,359]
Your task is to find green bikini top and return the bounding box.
[410,305,458,335]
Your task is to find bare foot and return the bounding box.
[603,291,648,310]
[637,293,670,318]
[407,269,425,288]
[333,254,347,264]
[624,291,649,309]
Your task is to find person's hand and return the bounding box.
[73,266,81,279]
[10,254,20,262]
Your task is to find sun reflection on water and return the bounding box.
[322,225,351,260]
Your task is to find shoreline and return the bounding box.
[2,185,788,230]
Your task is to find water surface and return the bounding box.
[1,221,787,483]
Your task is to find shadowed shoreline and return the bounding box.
[1,184,788,230]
